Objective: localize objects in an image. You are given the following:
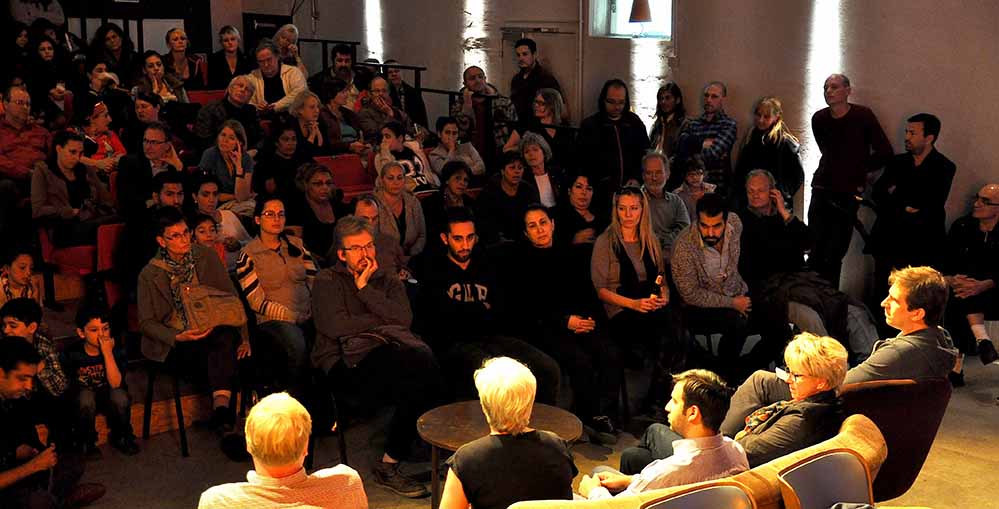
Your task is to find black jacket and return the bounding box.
[577,111,651,187]
[735,129,804,204]
[738,390,843,467]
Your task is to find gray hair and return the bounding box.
[334,215,374,249]
[227,75,256,97]
[745,169,776,189]
[289,91,320,119]
[519,131,552,163]
[641,151,669,172]
[277,24,299,43]
[704,81,728,97]
[355,193,379,209]
[475,357,537,435]
[827,73,851,87]
[536,88,563,123]
[254,39,279,59]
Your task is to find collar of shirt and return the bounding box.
[246,468,308,487]
[671,433,727,455]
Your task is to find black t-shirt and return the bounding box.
[262,73,285,105]
[446,430,576,509]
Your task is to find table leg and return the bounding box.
[430,445,440,509]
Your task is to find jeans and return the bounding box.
[441,335,562,405]
[720,370,791,437]
[619,422,682,474]
[75,386,134,445]
[255,320,311,396]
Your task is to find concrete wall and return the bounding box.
[216,0,999,299]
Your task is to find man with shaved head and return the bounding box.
[943,183,999,375]
[356,75,413,143]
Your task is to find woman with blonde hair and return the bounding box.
[734,96,804,208]
[162,27,205,90]
[735,332,846,466]
[289,90,330,156]
[374,160,428,264]
[592,186,681,412]
[440,357,577,509]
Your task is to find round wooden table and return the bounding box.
[416,400,582,508]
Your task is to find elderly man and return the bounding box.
[0,85,49,241]
[943,184,999,372]
[357,75,413,143]
[193,75,262,150]
[198,393,367,508]
[641,152,689,263]
[578,79,651,188]
[807,73,893,288]
[450,65,518,165]
[720,266,958,436]
[385,59,428,128]
[249,39,306,115]
[675,82,738,197]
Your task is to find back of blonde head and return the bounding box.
[475,357,537,435]
[245,392,312,467]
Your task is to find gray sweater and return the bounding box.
[671,214,747,309]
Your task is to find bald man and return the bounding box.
[942,184,999,373]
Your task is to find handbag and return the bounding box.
[151,259,247,331]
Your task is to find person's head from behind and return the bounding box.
[331,44,353,79]
[905,113,941,155]
[152,170,184,209]
[780,332,848,401]
[227,75,255,107]
[353,194,380,229]
[0,339,41,399]
[599,79,630,120]
[245,392,312,471]
[696,193,728,247]
[189,214,218,246]
[154,206,191,259]
[523,204,555,249]
[0,298,41,340]
[475,357,536,435]
[883,266,948,332]
[193,174,221,214]
[666,369,732,437]
[441,161,470,197]
[3,247,35,292]
[335,215,376,274]
[143,122,173,161]
[642,152,669,194]
[514,38,538,70]
[75,303,112,351]
[442,207,477,264]
[684,155,706,187]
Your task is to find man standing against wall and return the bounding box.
[509,38,563,123]
[808,73,893,288]
[675,82,738,199]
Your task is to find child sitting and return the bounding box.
[62,303,140,456]
[673,154,717,222]
[0,248,42,308]
[189,213,227,264]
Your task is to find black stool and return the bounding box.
[142,360,189,457]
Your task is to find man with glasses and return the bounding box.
[116,122,183,220]
[943,184,999,372]
[450,65,518,165]
[311,215,440,499]
[0,85,49,241]
[579,79,651,189]
[357,76,413,143]
[248,39,306,115]
[675,81,738,199]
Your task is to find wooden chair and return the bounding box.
[640,480,756,509]
[778,448,874,509]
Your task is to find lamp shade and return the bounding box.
[629,0,652,23]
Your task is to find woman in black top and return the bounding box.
[421,161,476,243]
[286,162,349,265]
[162,28,206,91]
[734,96,803,209]
[318,77,370,156]
[252,122,314,201]
[504,87,576,171]
[289,91,332,157]
[27,35,74,131]
[89,23,140,87]
[207,26,253,91]
[475,151,539,246]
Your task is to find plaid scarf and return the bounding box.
[742,399,792,435]
[156,248,196,329]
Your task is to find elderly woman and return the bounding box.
[286,162,350,265]
[504,88,575,170]
[520,131,561,208]
[198,119,254,205]
[375,120,437,193]
[374,161,428,264]
[31,130,115,247]
[476,151,540,245]
[441,357,577,509]
[421,160,476,242]
[289,90,331,157]
[273,24,308,76]
[162,27,205,90]
[734,332,846,467]
[319,77,369,156]
[235,196,317,396]
[207,26,253,90]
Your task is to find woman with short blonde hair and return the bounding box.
[441,357,577,509]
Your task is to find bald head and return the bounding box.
[973,184,999,222]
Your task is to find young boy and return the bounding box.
[0,298,71,446]
[63,304,139,456]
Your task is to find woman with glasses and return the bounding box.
[374,160,428,265]
[592,186,681,413]
[235,196,317,397]
[207,26,253,90]
[198,119,254,206]
[188,173,251,271]
[286,162,350,266]
[503,88,575,171]
[734,332,846,467]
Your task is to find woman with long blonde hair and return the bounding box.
[735,96,804,209]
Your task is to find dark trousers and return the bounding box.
[0,177,32,245]
[331,342,442,461]
[74,385,134,446]
[171,325,238,393]
[440,335,561,405]
[1,452,84,509]
[609,307,685,406]
[720,370,791,437]
[253,320,313,398]
[808,189,860,288]
[619,422,682,475]
[535,327,622,422]
[944,287,998,354]
[23,391,73,451]
[683,306,750,381]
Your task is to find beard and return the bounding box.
[450,248,472,263]
[702,235,721,247]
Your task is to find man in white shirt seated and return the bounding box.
[577,370,748,499]
[198,393,368,509]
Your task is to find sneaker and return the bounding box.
[372,461,430,498]
[978,339,999,365]
[948,370,965,388]
[111,436,140,456]
[211,406,237,433]
[585,416,618,445]
[64,482,106,507]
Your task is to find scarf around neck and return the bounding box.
[156,248,196,328]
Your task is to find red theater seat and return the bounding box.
[315,155,376,201]
[187,90,226,106]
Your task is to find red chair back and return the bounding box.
[187,90,226,106]
[316,155,376,200]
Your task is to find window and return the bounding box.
[591,0,672,39]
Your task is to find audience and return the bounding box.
[428,116,485,179]
[1,85,50,240]
[583,369,747,497]
[273,24,308,77]
[88,23,138,87]
[252,121,314,200]
[248,39,307,115]
[26,35,73,131]
[207,26,253,91]
[675,81,738,198]
[476,151,539,245]
[74,94,126,177]
[578,79,651,189]
[373,159,430,265]
[197,119,254,205]
[193,75,262,151]
[450,65,519,164]
[503,88,574,171]
[733,96,804,210]
[353,195,409,280]
[441,357,577,509]
[198,392,367,508]
[358,76,414,143]
[120,92,163,154]
[556,172,608,285]
[135,50,189,106]
[289,91,330,157]
[520,131,561,208]
[116,122,183,218]
[0,248,41,308]
[311,216,440,498]
[421,160,476,244]
[308,44,359,111]
[318,77,369,157]
[189,173,251,271]
[649,82,688,171]
[509,38,564,123]
[162,28,205,91]
[286,162,349,264]
[385,59,429,129]
[641,152,689,263]
[673,155,715,222]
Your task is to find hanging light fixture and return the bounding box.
[629,0,652,23]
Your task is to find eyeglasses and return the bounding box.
[162,228,191,241]
[974,195,999,207]
[775,366,809,383]
[261,211,286,219]
[143,138,169,145]
[341,242,375,254]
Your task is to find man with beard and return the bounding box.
[671,193,757,382]
[308,44,359,110]
[417,207,561,405]
[193,75,262,151]
[248,39,306,115]
[675,82,738,198]
[509,38,563,124]
[450,65,518,164]
[578,79,651,188]
[311,216,440,499]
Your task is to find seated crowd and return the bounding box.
[0,16,992,509]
